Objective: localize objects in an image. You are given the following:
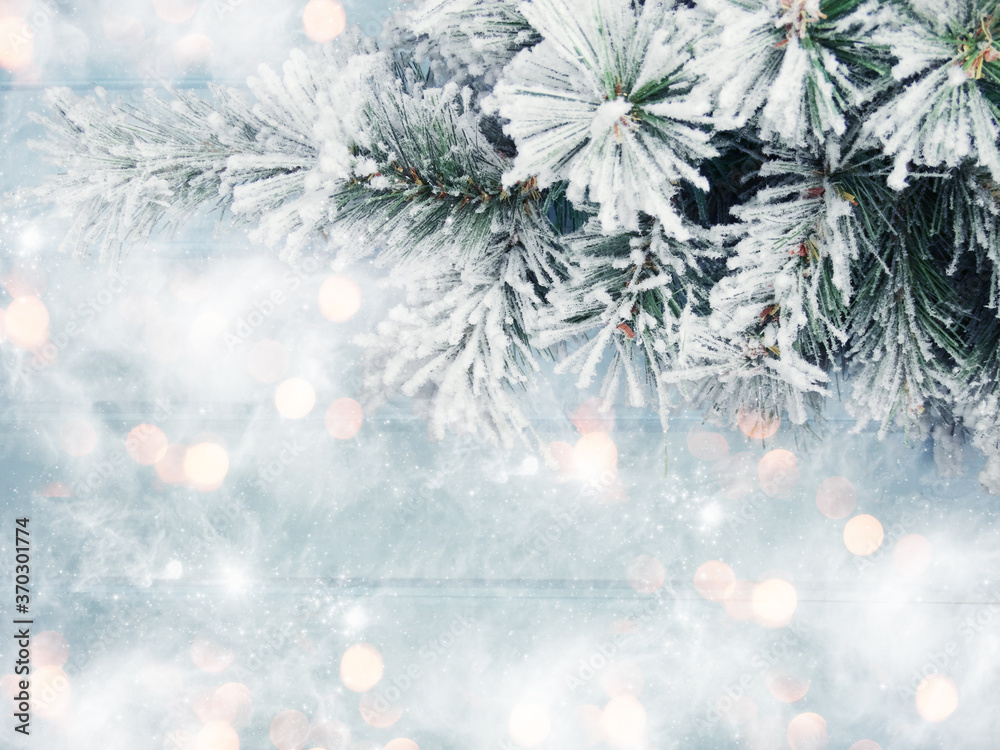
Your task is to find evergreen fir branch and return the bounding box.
[491,0,719,237]
[696,0,894,146]
[663,306,829,426]
[536,218,717,424]
[867,0,1000,188]
[23,40,382,267]
[926,167,1000,309]
[332,81,554,270]
[676,135,769,228]
[26,85,255,268]
[664,141,889,426]
[710,143,892,368]
[334,81,570,445]
[357,209,567,446]
[24,0,1000,480]
[958,275,1000,489]
[846,186,969,436]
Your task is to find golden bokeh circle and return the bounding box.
[915,674,958,722]
[303,0,347,44]
[325,398,364,440]
[6,295,49,349]
[0,17,33,71]
[33,631,69,668]
[318,274,361,321]
[340,643,384,692]
[758,449,799,497]
[602,695,647,747]
[184,442,230,491]
[686,422,729,461]
[815,476,857,519]
[573,432,618,478]
[737,406,780,440]
[843,514,884,556]
[126,424,169,466]
[508,702,551,748]
[193,721,239,750]
[360,692,402,728]
[191,637,234,673]
[269,709,310,750]
[766,669,810,703]
[31,665,71,720]
[786,712,828,750]
[276,378,316,419]
[570,397,615,434]
[753,579,798,628]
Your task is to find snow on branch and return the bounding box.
[866,1,1000,188]
[697,0,894,146]
[24,38,383,266]
[491,0,718,237]
[405,0,540,85]
[536,218,717,426]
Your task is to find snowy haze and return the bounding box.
[1,1,999,750]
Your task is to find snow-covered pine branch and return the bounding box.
[490,0,718,238]
[962,319,1000,492]
[21,0,1000,487]
[866,0,1000,188]
[535,218,716,426]
[709,146,884,369]
[24,37,382,266]
[659,142,888,428]
[697,0,894,147]
[662,306,827,426]
[930,166,1000,309]
[337,79,567,445]
[357,207,567,447]
[331,79,532,267]
[845,188,968,437]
